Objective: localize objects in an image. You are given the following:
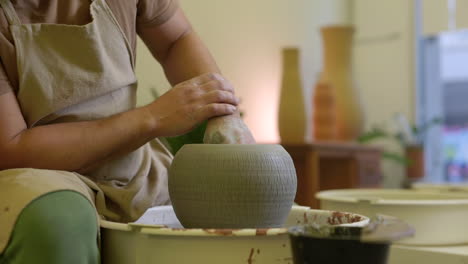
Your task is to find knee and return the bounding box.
[6,191,99,264]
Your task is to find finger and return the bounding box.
[202,90,239,106]
[181,72,225,86]
[194,103,237,122]
[199,78,235,93]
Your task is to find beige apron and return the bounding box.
[0,0,173,253]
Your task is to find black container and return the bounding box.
[289,234,390,264]
[289,215,414,264]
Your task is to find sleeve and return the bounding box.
[136,0,179,27]
[0,59,12,96]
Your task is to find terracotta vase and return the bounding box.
[321,25,364,141]
[406,145,425,180]
[168,144,297,229]
[312,78,337,141]
[278,47,307,144]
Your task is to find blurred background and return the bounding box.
[135,0,468,189]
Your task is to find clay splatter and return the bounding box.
[169,228,189,232]
[256,229,268,236]
[303,212,309,224]
[3,207,9,212]
[247,248,255,264]
[203,229,241,236]
[327,212,362,225]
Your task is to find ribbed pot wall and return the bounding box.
[168,144,297,229]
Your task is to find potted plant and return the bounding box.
[358,114,442,180]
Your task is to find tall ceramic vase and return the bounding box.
[321,26,364,141]
[278,47,306,144]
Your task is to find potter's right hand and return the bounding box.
[147,73,239,137]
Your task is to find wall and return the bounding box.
[423,0,468,36]
[135,0,350,143]
[352,0,414,187]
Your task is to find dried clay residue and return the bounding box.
[169,228,189,232]
[203,229,241,236]
[247,248,255,264]
[303,212,309,224]
[327,212,362,225]
[255,229,268,236]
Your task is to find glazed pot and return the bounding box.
[168,144,297,228]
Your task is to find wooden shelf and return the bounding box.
[282,142,382,209]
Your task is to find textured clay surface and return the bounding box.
[169,144,297,228]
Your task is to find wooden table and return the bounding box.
[282,143,382,209]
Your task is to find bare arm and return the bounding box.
[0,72,238,172]
[0,92,156,172]
[138,8,255,144]
[0,5,253,172]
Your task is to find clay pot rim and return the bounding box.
[321,25,355,33]
[177,143,284,149]
[125,218,368,238]
[282,47,300,52]
[317,189,468,205]
[100,207,370,238]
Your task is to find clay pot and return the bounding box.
[321,25,364,141]
[168,144,297,229]
[406,145,425,180]
[278,47,307,144]
[312,80,337,141]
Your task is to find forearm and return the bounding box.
[160,29,221,85]
[138,8,255,144]
[1,106,156,172]
[161,31,254,144]
[160,30,241,121]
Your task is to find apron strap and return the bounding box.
[0,0,21,26]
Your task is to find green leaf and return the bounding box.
[382,152,411,166]
[358,129,389,143]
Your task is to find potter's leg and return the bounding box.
[0,191,100,264]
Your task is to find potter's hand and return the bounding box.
[148,73,239,137]
[204,113,256,144]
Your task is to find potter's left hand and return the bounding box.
[204,113,256,144]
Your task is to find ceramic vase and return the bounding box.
[312,77,337,141]
[278,47,307,144]
[321,25,364,141]
[168,144,297,229]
